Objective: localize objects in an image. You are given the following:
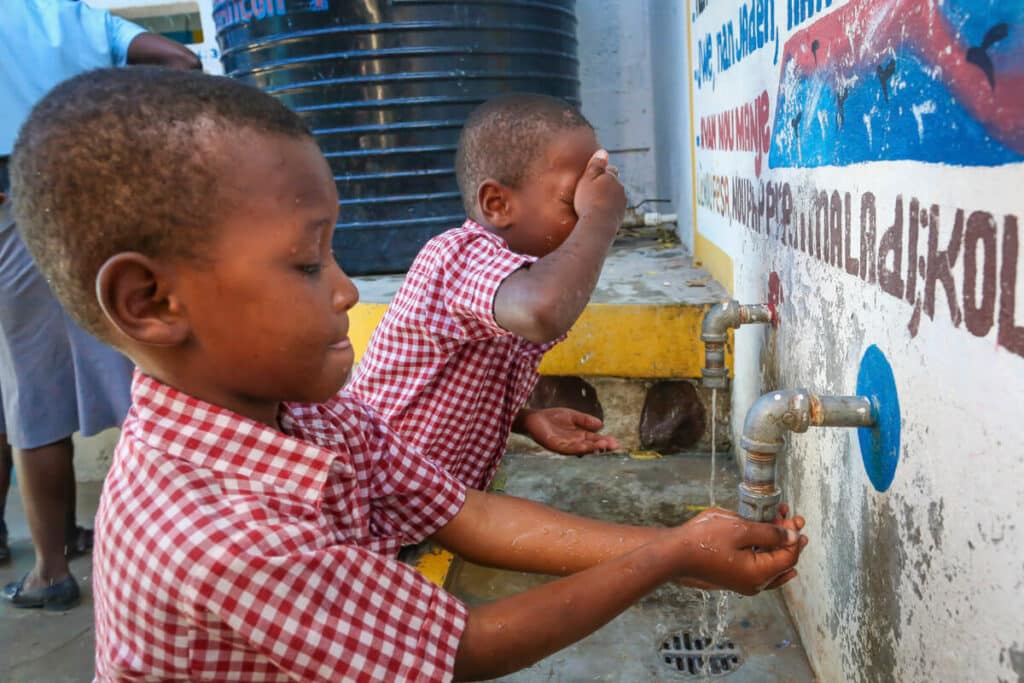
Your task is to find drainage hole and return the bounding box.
[658,631,744,678]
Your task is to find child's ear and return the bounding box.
[95,252,189,347]
[478,179,515,230]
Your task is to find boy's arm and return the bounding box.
[492,150,626,343]
[434,490,804,583]
[450,501,802,681]
[435,489,662,573]
[454,533,682,680]
[127,32,202,69]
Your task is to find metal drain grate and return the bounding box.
[659,631,743,677]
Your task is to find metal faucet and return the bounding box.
[738,389,877,521]
[700,301,774,389]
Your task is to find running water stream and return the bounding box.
[709,388,717,506]
[701,387,730,660]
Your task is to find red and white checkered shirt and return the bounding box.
[348,220,560,490]
[93,372,468,682]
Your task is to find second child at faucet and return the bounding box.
[348,93,623,490]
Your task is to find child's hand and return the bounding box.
[573,149,627,228]
[672,506,808,595]
[674,503,806,591]
[519,407,620,455]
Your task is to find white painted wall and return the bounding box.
[671,0,1024,680]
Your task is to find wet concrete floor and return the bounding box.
[447,453,816,682]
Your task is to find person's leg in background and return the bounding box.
[10,437,74,586]
[0,196,131,609]
[0,175,9,564]
[0,197,79,608]
[0,430,11,563]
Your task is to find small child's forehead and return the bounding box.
[532,126,598,175]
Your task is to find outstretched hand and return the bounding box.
[519,407,620,455]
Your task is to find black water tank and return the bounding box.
[215,0,580,274]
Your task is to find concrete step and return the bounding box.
[351,230,736,454]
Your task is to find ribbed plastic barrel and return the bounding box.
[215,0,579,274]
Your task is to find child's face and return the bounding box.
[172,133,358,413]
[505,127,599,257]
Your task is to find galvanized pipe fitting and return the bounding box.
[738,389,875,521]
[700,301,774,389]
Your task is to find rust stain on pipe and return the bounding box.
[809,394,824,425]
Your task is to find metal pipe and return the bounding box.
[621,210,679,228]
[738,388,876,521]
[700,301,774,389]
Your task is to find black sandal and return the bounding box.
[64,525,93,559]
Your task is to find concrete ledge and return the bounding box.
[538,302,713,378]
[351,301,732,379]
[350,236,734,379]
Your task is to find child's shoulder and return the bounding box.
[415,221,507,267]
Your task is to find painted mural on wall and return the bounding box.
[691,0,1024,359]
[689,2,1024,679]
[771,0,1024,167]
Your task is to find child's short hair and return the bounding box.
[11,67,312,340]
[455,93,592,219]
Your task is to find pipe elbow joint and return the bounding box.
[739,388,812,454]
[701,300,741,343]
[700,302,775,389]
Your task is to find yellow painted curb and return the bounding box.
[349,302,388,362]
[629,450,663,460]
[414,546,456,588]
[537,303,720,378]
[350,301,733,379]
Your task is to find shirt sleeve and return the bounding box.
[360,406,468,542]
[104,12,147,65]
[188,540,468,682]
[437,233,534,342]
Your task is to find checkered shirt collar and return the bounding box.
[460,218,539,262]
[128,371,349,507]
[462,218,506,246]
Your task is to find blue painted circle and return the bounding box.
[856,345,901,492]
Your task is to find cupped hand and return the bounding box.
[521,407,620,455]
[672,505,808,596]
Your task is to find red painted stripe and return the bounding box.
[781,0,1024,153]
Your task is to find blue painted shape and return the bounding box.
[767,0,1024,169]
[856,345,901,492]
[770,50,1024,168]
